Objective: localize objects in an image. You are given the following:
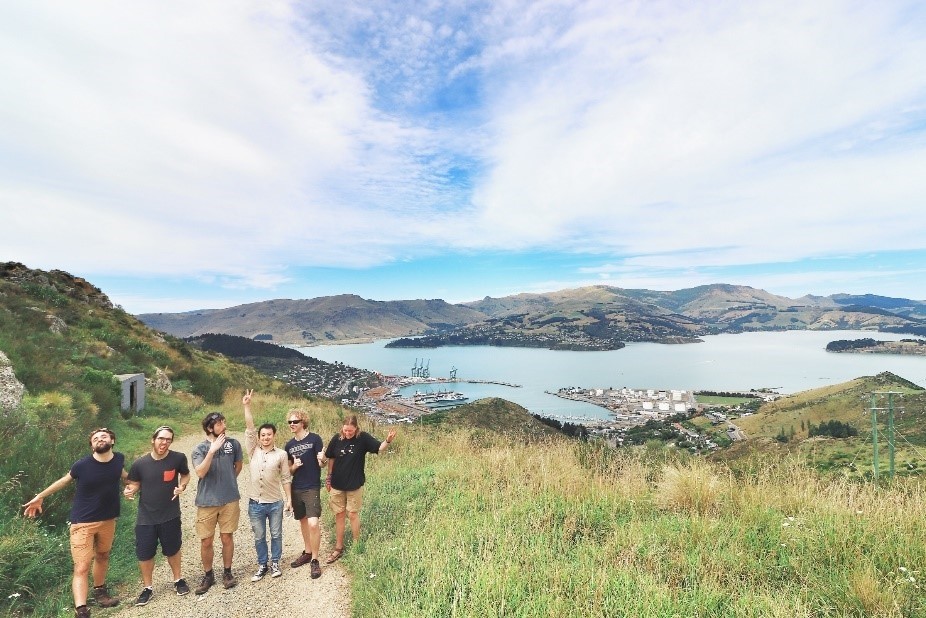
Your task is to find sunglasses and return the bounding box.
[287,420,302,425]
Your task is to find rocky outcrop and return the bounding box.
[146,367,173,393]
[0,262,114,309]
[0,350,25,413]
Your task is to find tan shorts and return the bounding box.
[195,501,240,538]
[70,519,116,564]
[328,487,363,514]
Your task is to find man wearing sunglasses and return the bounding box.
[123,426,191,606]
[283,407,325,579]
[22,428,128,618]
[191,410,243,594]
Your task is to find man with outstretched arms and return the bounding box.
[22,427,127,618]
[283,407,325,579]
[191,411,243,594]
[123,425,191,605]
[242,389,292,581]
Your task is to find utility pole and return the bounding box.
[870,391,902,483]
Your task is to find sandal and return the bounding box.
[325,547,344,564]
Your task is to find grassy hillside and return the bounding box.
[419,397,563,440]
[350,421,926,616]
[730,372,926,478]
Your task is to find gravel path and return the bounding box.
[114,432,352,618]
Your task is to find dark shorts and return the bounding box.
[135,516,182,561]
[292,488,321,520]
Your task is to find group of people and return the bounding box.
[22,390,397,618]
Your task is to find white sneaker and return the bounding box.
[269,562,282,578]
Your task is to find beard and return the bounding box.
[93,442,113,454]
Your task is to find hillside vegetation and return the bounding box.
[0,263,337,615]
[4,262,926,616]
[729,372,926,479]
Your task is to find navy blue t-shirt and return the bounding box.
[285,433,324,490]
[69,452,125,524]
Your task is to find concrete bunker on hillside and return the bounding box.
[114,373,145,413]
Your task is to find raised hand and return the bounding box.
[209,432,226,453]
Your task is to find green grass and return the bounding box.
[342,428,926,617]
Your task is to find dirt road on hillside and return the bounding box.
[113,431,351,618]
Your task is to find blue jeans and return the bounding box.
[248,499,283,565]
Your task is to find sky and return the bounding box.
[2,0,926,314]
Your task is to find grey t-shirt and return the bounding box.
[192,437,243,507]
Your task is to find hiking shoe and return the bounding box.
[290,551,312,568]
[269,562,282,578]
[194,572,215,595]
[134,588,153,607]
[222,570,237,589]
[310,559,322,579]
[75,606,91,618]
[174,578,190,596]
[92,586,119,608]
[250,564,268,582]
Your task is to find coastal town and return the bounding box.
[264,349,780,453]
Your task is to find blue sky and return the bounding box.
[2,1,926,313]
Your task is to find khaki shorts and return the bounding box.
[195,501,240,538]
[70,519,116,564]
[328,487,363,514]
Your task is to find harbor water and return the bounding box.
[296,330,926,420]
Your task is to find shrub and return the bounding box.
[655,459,723,515]
[185,366,231,405]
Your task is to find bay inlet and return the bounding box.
[297,330,926,421]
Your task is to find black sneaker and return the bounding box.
[250,564,268,582]
[92,586,119,608]
[269,562,282,578]
[310,559,322,579]
[174,578,190,596]
[290,551,312,568]
[222,570,237,589]
[135,588,153,607]
[194,572,215,595]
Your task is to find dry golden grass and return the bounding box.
[654,458,724,515]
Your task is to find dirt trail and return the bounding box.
[113,431,351,618]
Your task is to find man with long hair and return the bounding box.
[323,415,396,564]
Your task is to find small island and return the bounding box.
[826,337,926,355]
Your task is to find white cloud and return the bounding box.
[1,0,924,303]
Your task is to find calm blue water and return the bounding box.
[296,331,926,420]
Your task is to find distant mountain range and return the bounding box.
[137,284,926,349]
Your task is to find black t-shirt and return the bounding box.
[69,452,125,524]
[285,433,324,490]
[324,432,381,492]
[128,451,190,525]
